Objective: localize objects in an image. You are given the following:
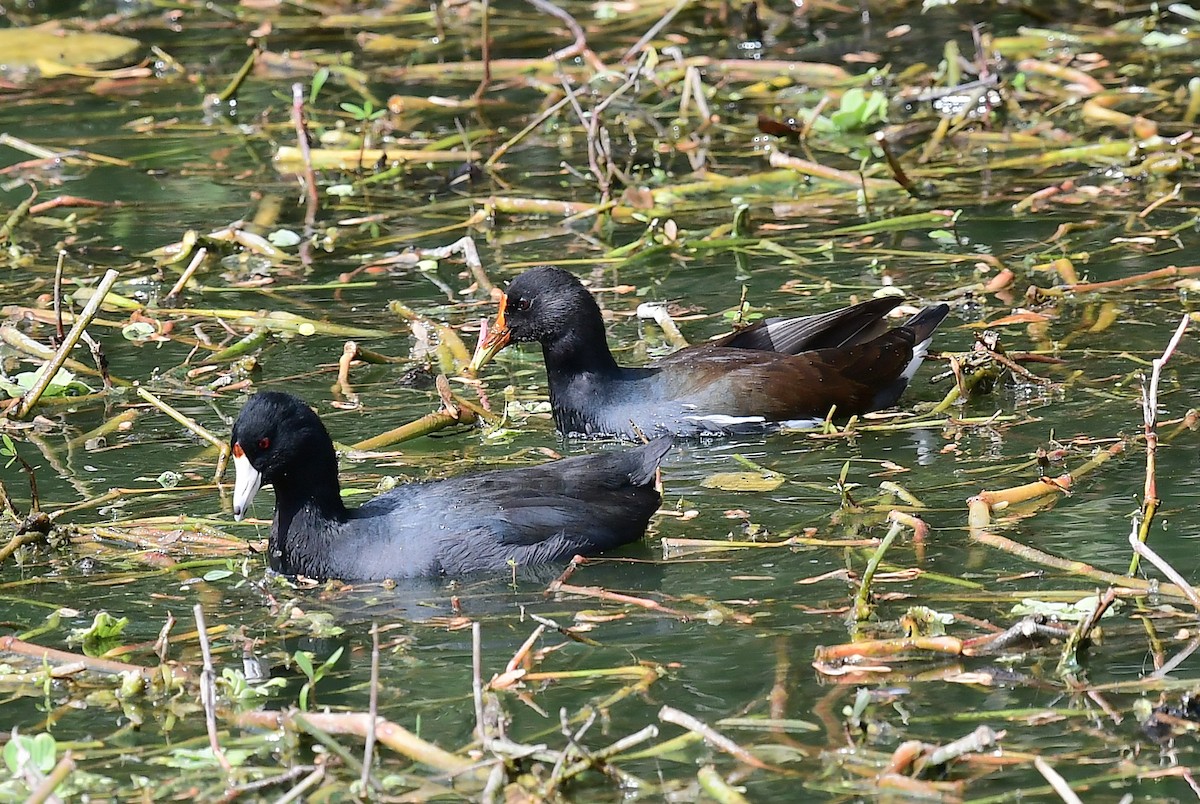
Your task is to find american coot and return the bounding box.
[230,392,671,581]
[470,266,952,439]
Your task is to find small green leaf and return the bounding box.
[121,321,157,342]
[3,733,56,774]
[267,229,301,247]
[1142,31,1190,49]
[293,650,315,680]
[156,471,181,489]
[68,611,129,656]
[310,66,329,103]
[202,569,233,582]
[152,746,252,769]
[32,733,56,772]
[828,87,888,132]
[1011,596,1119,621]
[0,366,92,398]
[320,646,345,672]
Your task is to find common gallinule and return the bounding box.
[230,391,671,581]
[471,266,950,438]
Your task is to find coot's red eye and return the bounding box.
[258,437,271,450]
[515,297,532,311]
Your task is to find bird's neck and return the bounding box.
[541,319,621,379]
[269,461,348,576]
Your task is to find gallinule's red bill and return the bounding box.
[230,391,670,581]
[471,266,950,438]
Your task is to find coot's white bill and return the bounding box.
[232,447,261,521]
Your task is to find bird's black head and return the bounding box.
[230,391,338,520]
[500,266,603,346]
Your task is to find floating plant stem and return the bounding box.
[135,387,226,452]
[12,269,119,419]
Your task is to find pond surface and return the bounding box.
[1,0,1200,800]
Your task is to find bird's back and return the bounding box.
[292,439,669,579]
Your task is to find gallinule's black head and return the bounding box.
[471,267,950,439]
[475,266,618,375]
[230,391,670,581]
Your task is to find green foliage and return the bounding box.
[3,732,56,775]
[267,229,301,247]
[218,667,286,704]
[0,435,19,470]
[902,606,954,637]
[293,646,343,711]
[721,304,763,325]
[286,606,345,638]
[1011,595,1120,621]
[340,100,385,123]
[1,731,118,799]
[1143,31,1189,49]
[118,669,146,699]
[150,746,252,769]
[156,470,182,489]
[0,366,91,399]
[310,66,330,103]
[121,321,157,342]
[67,611,129,657]
[842,687,873,734]
[827,87,889,132]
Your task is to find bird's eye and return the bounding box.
[258,437,271,450]
[515,297,532,311]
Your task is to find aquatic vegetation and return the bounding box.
[1,0,1200,800]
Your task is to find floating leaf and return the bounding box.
[156,471,182,489]
[68,611,129,656]
[902,605,955,637]
[0,366,92,399]
[122,321,157,342]
[1142,31,1190,49]
[1010,596,1120,621]
[150,747,251,770]
[828,87,888,132]
[3,732,56,774]
[0,28,139,71]
[701,471,784,492]
[267,229,301,247]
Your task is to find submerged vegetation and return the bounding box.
[2,0,1200,799]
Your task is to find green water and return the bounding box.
[0,0,1198,800]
